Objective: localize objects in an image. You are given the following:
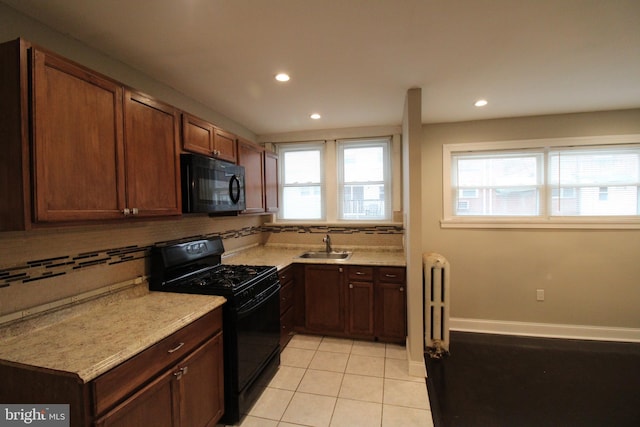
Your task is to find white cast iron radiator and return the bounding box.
[424,252,450,358]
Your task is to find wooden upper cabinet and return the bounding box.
[237,138,265,213]
[264,151,279,213]
[213,127,237,163]
[31,46,127,223]
[182,113,214,157]
[181,113,237,163]
[0,40,183,228]
[124,90,181,217]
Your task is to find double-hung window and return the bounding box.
[444,135,640,228]
[548,146,640,216]
[279,143,324,220]
[277,136,393,222]
[451,150,543,216]
[338,138,391,220]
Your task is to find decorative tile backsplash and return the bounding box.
[262,224,404,234]
[0,223,403,289]
[0,226,263,289]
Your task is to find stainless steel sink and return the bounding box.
[297,251,353,260]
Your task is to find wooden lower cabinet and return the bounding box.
[0,308,224,427]
[96,333,223,427]
[298,264,406,343]
[374,267,407,344]
[279,266,295,348]
[304,265,345,333]
[346,266,375,338]
[95,367,177,427]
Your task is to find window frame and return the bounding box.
[277,142,326,221]
[337,137,392,221]
[442,134,640,229]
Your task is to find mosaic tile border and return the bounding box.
[262,224,404,234]
[0,226,263,289]
[0,225,402,288]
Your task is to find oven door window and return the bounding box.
[235,286,280,391]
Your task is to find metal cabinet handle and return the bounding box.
[349,283,353,288]
[355,271,365,275]
[385,274,397,278]
[167,342,185,353]
[339,267,343,273]
[131,207,139,215]
[399,287,404,292]
[173,366,188,380]
[123,208,130,215]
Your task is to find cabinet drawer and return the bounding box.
[92,308,222,417]
[280,306,294,348]
[280,282,294,314]
[348,266,373,281]
[278,268,293,284]
[377,267,405,283]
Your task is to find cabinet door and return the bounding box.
[178,333,224,427]
[264,151,279,213]
[95,368,177,427]
[182,113,214,156]
[213,127,237,163]
[291,265,306,330]
[375,269,407,344]
[237,139,265,213]
[347,280,375,337]
[304,265,345,333]
[124,90,181,217]
[31,47,126,222]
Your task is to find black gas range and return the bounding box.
[150,237,281,425]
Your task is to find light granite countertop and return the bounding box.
[0,287,225,383]
[0,244,403,383]
[223,244,406,269]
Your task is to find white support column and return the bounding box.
[402,87,425,377]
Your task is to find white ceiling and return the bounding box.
[3,0,640,136]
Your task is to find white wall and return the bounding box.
[422,109,640,341]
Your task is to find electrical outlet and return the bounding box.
[536,289,545,301]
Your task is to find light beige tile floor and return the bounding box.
[230,334,434,427]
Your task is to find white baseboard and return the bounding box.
[450,317,640,343]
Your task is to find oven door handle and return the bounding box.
[237,283,281,318]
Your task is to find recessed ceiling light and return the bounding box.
[474,99,488,107]
[310,113,321,120]
[275,73,290,82]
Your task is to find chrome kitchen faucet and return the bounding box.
[323,234,333,253]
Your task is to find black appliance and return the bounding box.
[150,237,280,424]
[181,153,246,213]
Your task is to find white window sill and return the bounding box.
[440,218,640,230]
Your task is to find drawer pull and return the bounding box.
[385,274,397,278]
[167,342,185,354]
[355,271,366,275]
[349,284,354,289]
[399,287,404,292]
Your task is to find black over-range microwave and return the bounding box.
[181,153,246,213]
